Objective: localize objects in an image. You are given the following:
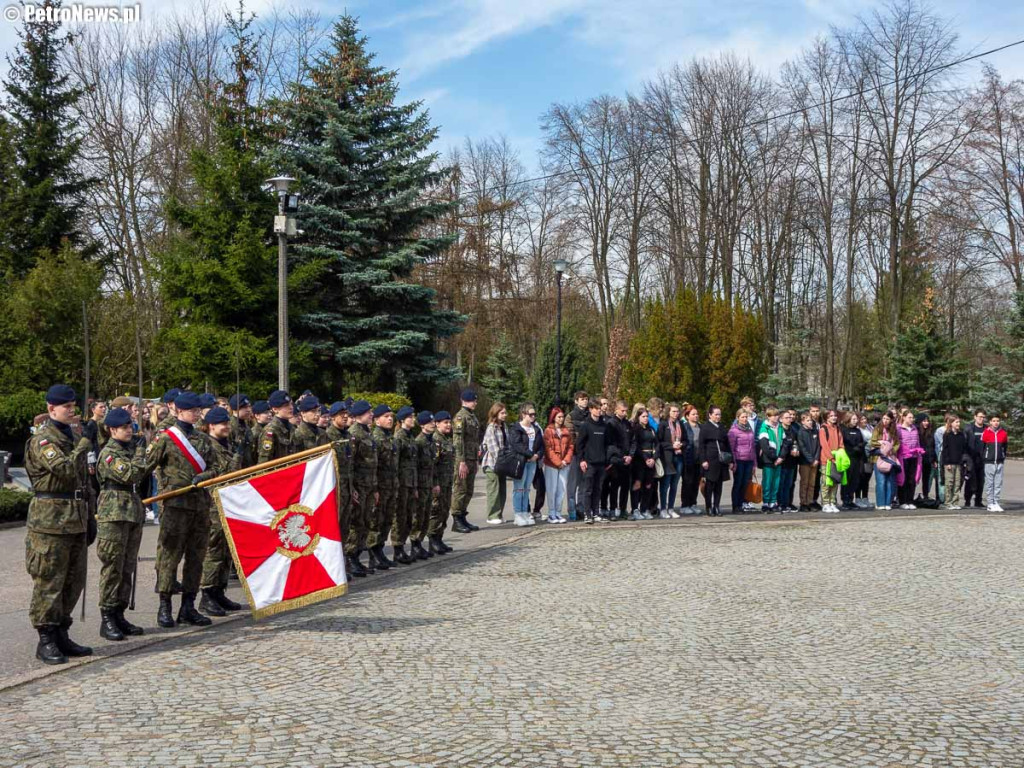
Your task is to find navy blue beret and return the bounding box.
[162,388,181,404]
[229,394,250,410]
[45,384,77,405]
[175,391,201,410]
[396,406,415,421]
[328,401,348,417]
[198,393,217,409]
[417,410,434,425]
[268,390,291,408]
[460,389,478,402]
[103,407,132,427]
[372,404,393,418]
[252,400,270,415]
[349,399,371,417]
[204,406,230,425]
[297,395,320,412]
[434,410,452,422]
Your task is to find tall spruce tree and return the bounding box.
[479,334,526,409]
[1,0,94,276]
[274,16,465,396]
[155,5,282,394]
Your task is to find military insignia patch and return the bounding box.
[262,439,273,452]
[146,441,156,456]
[114,460,128,473]
[43,448,57,460]
[38,439,50,446]
[105,455,114,464]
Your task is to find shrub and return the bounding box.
[0,488,32,524]
[344,391,413,413]
[0,390,44,447]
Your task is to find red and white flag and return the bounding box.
[213,450,346,618]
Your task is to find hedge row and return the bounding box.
[0,488,32,524]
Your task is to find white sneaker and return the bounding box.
[547,515,559,524]
[641,510,654,520]
[514,514,530,527]
[659,509,671,519]
[145,509,156,522]
[987,504,998,512]
[526,515,536,526]
[994,504,1004,512]
[631,510,643,521]
[487,517,505,525]
[669,509,681,519]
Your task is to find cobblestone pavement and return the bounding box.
[3,514,1024,767]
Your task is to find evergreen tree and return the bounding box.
[155,4,284,395]
[971,290,1024,419]
[274,16,465,396]
[478,333,526,408]
[529,324,600,415]
[1,0,94,277]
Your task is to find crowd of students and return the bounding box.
[475,393,1011,524]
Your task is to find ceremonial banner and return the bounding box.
[214,450,347,618]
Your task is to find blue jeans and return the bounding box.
[731,460,755,512]
[874,466,896,507]
[513,461,538,514]
[778,466,796,508]
[543,464,569,515]
[658,455,684,509]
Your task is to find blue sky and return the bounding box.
[1,0,1023,169]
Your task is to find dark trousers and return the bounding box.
[703,477,723,511]
[921,459,934,499]
[778,466,796,508]
[603,465,630,511]
[731,460,755,512]
[630,469,657,512]
[580,464,606,516]
[532,465,546,514]
[856,469,870,499]
[840,458,862,506]
[965,457,985,506]
[680,461,701,506]
[897,457,919,505]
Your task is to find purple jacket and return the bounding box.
[728,423,758,463]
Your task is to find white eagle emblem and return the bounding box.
[277,514,312,549]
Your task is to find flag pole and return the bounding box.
[142,443,333,505]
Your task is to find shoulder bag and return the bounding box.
[494,424,525,479]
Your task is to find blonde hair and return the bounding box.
[630,403,647,422]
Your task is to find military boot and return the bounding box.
[460,514,479,531]
[368,546,390,571]
[157,594,176,628]
[36,627,68,665]
[451,515,473,533]
[393,545,414,565]
[212,587,244,612]
[373,543,396,568]
[428,534,447,556]
[410,540,430,560]
[359,549,376,575]
[100,609,126,641]
[347,553,367,578]
[437,532,454,553]
[114,609,144,636]
[56,621,93,657]
[199,589,227,617]
[177,593,212,626]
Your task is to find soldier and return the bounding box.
[228,394,255,467]
[258,390,295,463]
[25,385,95,665]
[156,389,180,430]
[95,407,148,642]
[411,411,440,560]
[450,390,482,534]
[199,407,245,617]
[347,400,379,575]
[370,405,398,570]
[143,391,218,628]
[198,393,218,423]
[251,400,271,446]
[391,406,418,565]
[429,410,456,555]
[293,395,326,452]
[317,406,330,431]
[326,401,363,577]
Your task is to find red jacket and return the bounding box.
[982,427,1007,463]
[818,423,844,465]
[544,424,574,468]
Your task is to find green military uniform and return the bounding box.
[450,405,481,520]
[392,425,418,547]
[200,436,243,592]
[372,424,399,550]
[156,412,176,431]
[326,424,354,555]
[430,429,456,536]
[252,419,269,448]
[258,415,294,463]
[144,424,216,595]
[229,415,254,467]
[24,421,92,630]
[95,437,148,612]
[349,421,378,553]
[411,431,439,544]
[293,419,326,453]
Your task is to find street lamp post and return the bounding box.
[553,258,568,408]
[267,175,297,391]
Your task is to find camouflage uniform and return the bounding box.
[449,406,480,518]
[326,424,355,555]
[349,421,378,551]
[293,419,326,453]
[430,429,456,536]
[411,431,439,543]
[258,415,294,463]
[24,421,92,629]
[372,425,399,548]
[144,425,216,594]
[200,437,243,591]
[156,412,177,431]
[95,437,148,611]
[229,415,255,467]
[391,426,419,546]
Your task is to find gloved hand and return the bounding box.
[87,451,97,467]
[87,516,97,546]
[191,475,201,487]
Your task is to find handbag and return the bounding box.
[493,425,525,479]
[717,439,733,467]
[876,455,896,474]
[745,479,763,504]
[654,457,665,478]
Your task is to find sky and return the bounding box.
[1,0,1023,169]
